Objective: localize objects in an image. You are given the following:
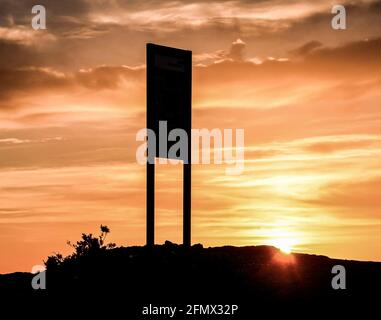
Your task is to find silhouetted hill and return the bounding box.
[1,242,380,317]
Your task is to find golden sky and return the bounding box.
[1,0,381,273]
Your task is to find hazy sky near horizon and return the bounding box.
[1,0,381,273]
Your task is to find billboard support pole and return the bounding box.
[183,69,192,247]
[147,162,155,247]
[183,162,191,247]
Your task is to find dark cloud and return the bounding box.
[0,65,144,110]
[289,40,322,57]
[1,0,380,70]
[216,37,381,77]
[228,38,246,61]
[0,68,70,101]
[0,0,90,26]
[307,37,381,65]
[1,35,380,110]
[0,40,41,68]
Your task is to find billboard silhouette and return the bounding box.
[146,43,192,246]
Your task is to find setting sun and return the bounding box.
[260,222,301,255]
[273,238,293,254]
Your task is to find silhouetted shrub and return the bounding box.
[45,225,115,269]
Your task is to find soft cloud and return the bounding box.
[0,26,55,45]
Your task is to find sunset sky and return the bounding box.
[1,0,381,273]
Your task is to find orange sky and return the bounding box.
[1,0,381,273]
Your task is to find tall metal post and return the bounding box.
[146,162,155,246]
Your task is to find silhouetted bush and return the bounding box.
[45,225,115,269]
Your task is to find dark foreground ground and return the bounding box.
[1,243,380,318]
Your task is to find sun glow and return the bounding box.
[273,238,293,254]
[264,225,300,254]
